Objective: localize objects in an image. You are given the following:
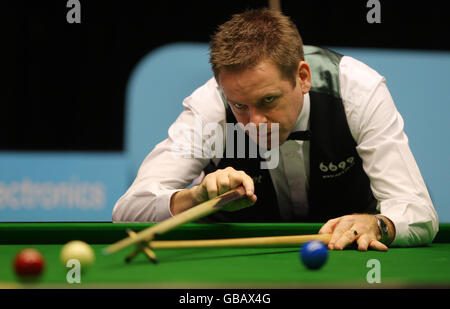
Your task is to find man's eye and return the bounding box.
[263,96,276,104]
[234,103,246,110]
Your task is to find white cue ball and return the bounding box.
[60,240,95,270]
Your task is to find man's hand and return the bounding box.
[170,167,257,215]
[319,214,394,251]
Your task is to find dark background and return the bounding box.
[3,0,450,151]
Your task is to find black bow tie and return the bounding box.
[287,130,311,141]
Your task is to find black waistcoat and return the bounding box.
[199,46,377,223]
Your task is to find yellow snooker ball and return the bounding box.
[60,240,95,270]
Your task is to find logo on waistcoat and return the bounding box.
[252,175,263,184]
[319,156,355,179]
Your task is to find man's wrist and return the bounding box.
[170,187,198,216]
[375,215,396,246]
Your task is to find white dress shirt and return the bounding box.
[112,56,439,247]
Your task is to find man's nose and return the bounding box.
[248,107,268,126]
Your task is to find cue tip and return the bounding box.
[102,247,110,256]
[125,228,133,235]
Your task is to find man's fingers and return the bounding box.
[228,172,242,189]
[356,234,371,251]
[328,219,353,250]
[324,214,390,251]
[217,173,231,195]
[204,175,218,200]
[242,177,255,197]
[333,227,358,250]
[229,171,254,197]
[319,218,339,234]
[201,168,256,204]
[229,172,257,208]
[369,240,388,251]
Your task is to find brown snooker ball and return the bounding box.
[13,248,45,279]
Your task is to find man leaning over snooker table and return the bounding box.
[112,8,439,251]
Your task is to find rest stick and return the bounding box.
[125,229,158,264]
[148,234,332,249]
[103,186,248,256]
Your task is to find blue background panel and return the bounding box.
[0,152,128,222]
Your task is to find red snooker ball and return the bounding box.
[13,248,45,279]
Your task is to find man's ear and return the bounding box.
[297,61,312,94]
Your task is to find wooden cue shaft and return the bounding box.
[148,234,332,249]
[103,186,247,255]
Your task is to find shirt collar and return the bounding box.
[292,92,310,132]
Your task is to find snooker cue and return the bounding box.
[103,186,248,255]
[148,234,332,249]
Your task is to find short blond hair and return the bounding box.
[210,8,304,85]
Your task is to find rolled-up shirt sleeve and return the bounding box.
[112,79,225,222]
[341,57,439,246]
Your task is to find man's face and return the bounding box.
[218,59,311,148]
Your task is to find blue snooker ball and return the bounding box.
[300,240,328,270]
